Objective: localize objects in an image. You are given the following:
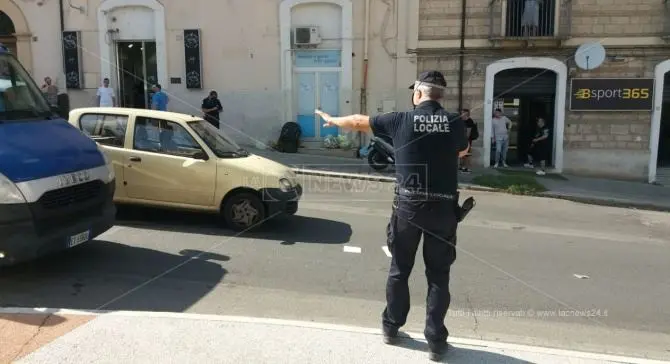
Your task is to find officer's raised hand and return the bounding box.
[315,109,372,133]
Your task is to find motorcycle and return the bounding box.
[367,134,395,171]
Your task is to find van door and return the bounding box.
[123,116,216,207]
[78,112,128,197]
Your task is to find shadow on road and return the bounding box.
[393,337,534,364]
[0,311,67,327]
[0,242,226,313]
[115,206,352,245]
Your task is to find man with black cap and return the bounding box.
[315,70,468,361]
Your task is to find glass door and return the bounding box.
[116,41,157,108]
[143,42,157,108]
[317,72,340,138]
[294,71,341,139]
[295,71,317,138]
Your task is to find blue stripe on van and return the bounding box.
[0,118,105,183]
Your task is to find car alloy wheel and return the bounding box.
[222,192,266,231]
[231,199,259,227]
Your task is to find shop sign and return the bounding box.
[569,78,654,111]
[294,50,341,68]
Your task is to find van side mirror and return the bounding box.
[192,150,209,160]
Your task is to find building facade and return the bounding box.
[0,0,65,92]
[4,0,669,183]
[0,0,416,150]
[418,0,670,183]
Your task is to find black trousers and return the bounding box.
[205,115,220,129]
[382,195,458,344]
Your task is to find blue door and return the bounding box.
[318,72,340,138]
[296,72,317,138]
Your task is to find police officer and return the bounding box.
[315,71,469,362]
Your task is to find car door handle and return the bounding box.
[129,156,141,162]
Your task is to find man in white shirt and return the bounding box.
[96,78,116,107]
[491,108,512,168]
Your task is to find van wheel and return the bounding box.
[222,192,266,231]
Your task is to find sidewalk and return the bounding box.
[248,147,670,212]
[5,308,669,364]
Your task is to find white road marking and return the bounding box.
[382,246,391,257]
[343,246,361,253]
[0,307,667,364]
[97,226,124,239]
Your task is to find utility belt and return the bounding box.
[394,186,476,222]
[394,186,459,201]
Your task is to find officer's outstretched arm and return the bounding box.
[315,109,371,133]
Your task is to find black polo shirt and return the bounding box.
[370,101,468,195]
[202,97,222,121]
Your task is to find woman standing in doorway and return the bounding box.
[524,117,550,175]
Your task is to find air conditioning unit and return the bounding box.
[292,26,321,46]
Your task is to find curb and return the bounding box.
[2,307,668,364]
[292,168,669,212]
[539,193,670,213]
[292,168,396,183]
[292,168,497,192]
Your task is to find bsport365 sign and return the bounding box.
[569,78,654,111]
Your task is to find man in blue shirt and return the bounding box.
[315,71,469,362]
[151,84,168,111]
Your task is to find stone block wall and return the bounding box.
[419,0,491,40]
[419,0,668,40]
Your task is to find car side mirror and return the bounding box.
[192,150,209,160]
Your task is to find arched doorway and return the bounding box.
[483,57,567,172]
[492,68,557,166]
[0,11,17,54]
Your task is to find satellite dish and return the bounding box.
[574,42,606,70]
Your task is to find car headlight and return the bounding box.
[279,178,293,192]
[0,172,27,204]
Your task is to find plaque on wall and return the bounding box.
[183,29,202,89]
[62,31,83,89]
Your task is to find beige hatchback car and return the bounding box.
[68,107,302,230]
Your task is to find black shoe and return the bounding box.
[382,328,399,345]
[428,342,448,362]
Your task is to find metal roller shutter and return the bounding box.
[664,73,670,101]
[494,68,557,97]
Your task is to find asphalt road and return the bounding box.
[1,176,670,360]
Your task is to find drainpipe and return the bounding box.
[59,0,65,32]
[359,0,371,152]
[457,0,467,112]
[57,0,70,116]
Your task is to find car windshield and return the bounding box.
[0,53,51,121]
[188,119,249,158]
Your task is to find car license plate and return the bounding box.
[67,230,90,248]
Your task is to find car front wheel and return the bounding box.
[222,192,266,231]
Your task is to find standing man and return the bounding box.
[41,76,58,106]
[315,71,469,362]
[151,84,168,111]
[492,108,512,168]
[459,108,478,173]
[201,90,223,128]
[96,78,116,107]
